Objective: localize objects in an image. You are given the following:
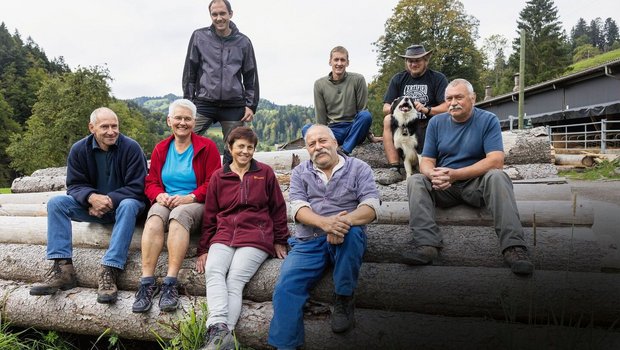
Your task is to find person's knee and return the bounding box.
[47,195,70,210]
[301,123,312,137]
[357,110,372,125]
[485,169,510,185]
[117,198,143,216]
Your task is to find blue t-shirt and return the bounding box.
[422,107,503,169]
[162,140,197,195]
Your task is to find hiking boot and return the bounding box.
[132,281,160,313]
[503,246,534,275]
[159,281,179,312]
[97,266,119,304]
[30,259,77,295]
[401,245,438,265]
[331,294,355,333]
[201,323,235,350]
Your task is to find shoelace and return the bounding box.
[44,262,62,280]
[162,284,178,298]
[135,284,156,299]
[100,269,116,289]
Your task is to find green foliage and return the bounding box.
[505,0,572,90]
[153,302,209,350]
[0,22,69,125]
[134,95,314,150]
[565,48,620,74]
[368,0,484,133]
[0,319,27,350]
[6,66,111,175]
[559,159,620,180]
[0,93,20,186]
[572,43,602,62]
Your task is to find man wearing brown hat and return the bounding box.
[382,44,449,172]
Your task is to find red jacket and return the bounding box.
[145,133,221,203]
[198,159,289,256]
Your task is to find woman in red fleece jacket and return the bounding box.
[132,99,221,314]
[195,126,288,349]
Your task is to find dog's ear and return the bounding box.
[390,97,400,115]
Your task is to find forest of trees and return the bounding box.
[131,94,313,152]
[1,0,619,187]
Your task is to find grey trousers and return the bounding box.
[406,169,526,252]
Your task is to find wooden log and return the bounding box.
[0,219,603,271]
[1,245,618,324]
[502,131,554,165]
[3,280,619,349]
[0,198,595,227]
[555,154,596,167]
[0,191,63,205]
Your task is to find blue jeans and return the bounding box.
[302,110,372,154]
[268,227,366,349]
[46,195,145,269]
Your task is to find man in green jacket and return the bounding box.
[302,46,372,155]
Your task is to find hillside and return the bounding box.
[131,96,314,151]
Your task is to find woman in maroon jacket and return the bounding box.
[132,99,221,314]
[195,126,288,350]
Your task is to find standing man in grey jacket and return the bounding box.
[183,0,259,164]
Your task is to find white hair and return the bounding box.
[304,124,336,144]
[168,99,197,118]
[89,107,117,124]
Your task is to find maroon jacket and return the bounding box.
[198,159,289,256]
[145,133,221,203]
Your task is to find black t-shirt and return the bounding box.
[383,69,448,109]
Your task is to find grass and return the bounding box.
[565,48,620,75]
[0,188,10,194]
[558,159,620,180]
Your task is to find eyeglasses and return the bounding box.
[172,115,194,122]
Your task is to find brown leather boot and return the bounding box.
[30,259,77,295]
[97,265,120,304]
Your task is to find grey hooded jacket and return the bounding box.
[182,21,259,112]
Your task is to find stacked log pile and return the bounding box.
[3,134,620,349]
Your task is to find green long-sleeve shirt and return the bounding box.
[313,72,368,125]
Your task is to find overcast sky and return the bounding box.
[1,0,618,106]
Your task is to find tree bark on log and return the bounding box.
[0,221,603,271]
[0,199,595,227]
[1,245,617,324]
[3,280,619,350]
[502,131,554,165]
[555,154,597,167]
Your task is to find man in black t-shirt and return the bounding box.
[382,45,449,171]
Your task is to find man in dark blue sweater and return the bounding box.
[30,107,148,303]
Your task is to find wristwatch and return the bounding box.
[189,193,197,202]
[426,106,432,115]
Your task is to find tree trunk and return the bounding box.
[502,131,554,165]
[3,280,619,349]
[0,200,595,227]
[0,219,603,271]
[555,154,597,167]
[1,244,617,324]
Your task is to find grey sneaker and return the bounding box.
[30,259,77,295]
[132,281,160,313]
[331,294,355,333]
[503,246,534,275]
[401,245,439,265]
[201,323,235,350]
[97,266,119,304]
[159,281,179,312]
